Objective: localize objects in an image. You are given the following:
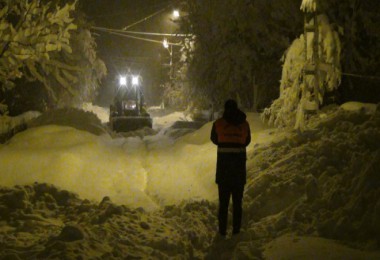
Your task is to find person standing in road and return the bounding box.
[210,99,251,237]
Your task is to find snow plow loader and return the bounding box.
[109,75,152,132]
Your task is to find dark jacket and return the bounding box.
[211,108,251,186]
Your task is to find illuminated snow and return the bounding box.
[0,103,379,258]
[0,125,153,209]
[0,108,273,210]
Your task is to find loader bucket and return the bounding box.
[111,116,153,132]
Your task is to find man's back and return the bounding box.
[210,99,251,237]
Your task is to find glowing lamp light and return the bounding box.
[173,10,180,18]
[132,75,139,86]
[119,76,127,86]
[163,38,169,49]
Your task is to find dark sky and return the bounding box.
[80,0,179,105]
[83,0,174,27]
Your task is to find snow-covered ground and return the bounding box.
[0,102,379,259]
[0,105,217,210]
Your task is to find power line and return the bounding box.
[119,0,183,30]
[92,26,191,37]
[94,26,380,81]
[90,0,189,46]
[123,5,170,30]
[93,28,182,46]
[342,72,380,81]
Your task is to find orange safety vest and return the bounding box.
[214,118,249,145]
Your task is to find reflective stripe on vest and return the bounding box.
[215,118,249,145]
[218,147,246,153]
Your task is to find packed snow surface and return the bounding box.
[0,105,274,210]
[0,102,380,258]
[0,106,221,210]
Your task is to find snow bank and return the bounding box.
[0,184,217,259]
[0,125,156,210]
[262,233,380,259]
[0,107,218,210]
[1,104,380,258]
[239,104,380,255]
[81,102,109,124]
[151,110,191,130]
[27,107,108,136]
[340,101,377,114]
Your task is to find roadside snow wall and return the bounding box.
[243,104,380,250]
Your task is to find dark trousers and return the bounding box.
[218,183,244,235]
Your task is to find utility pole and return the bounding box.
[296,0,320,130]
[252,76,258,112]
[302,0,319,112]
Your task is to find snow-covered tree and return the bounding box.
[53,27,107,107]
[0,0,78,102]
[180,0,303,111]
[0,0,107,112]
[262,0,341,130]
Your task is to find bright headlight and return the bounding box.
[132,75,139,86]
[119,76,127,86]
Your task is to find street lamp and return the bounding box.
[163,38,173,65]
[163,38,173,78]
[173,10,180,19]
[163,38,169,49]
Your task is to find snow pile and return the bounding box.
[340,101,377,114]
[0,125,156,210]
[81,102,110,124]
[27,107,108,135]
[237,104,380,256]
[1,104,380,258]
[262,233,380,259]
[0,183,217,259]
[149,109,191,130]
[0,107,216,210]
[0,104,108,143]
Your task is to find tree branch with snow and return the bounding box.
[0,0,78,101]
